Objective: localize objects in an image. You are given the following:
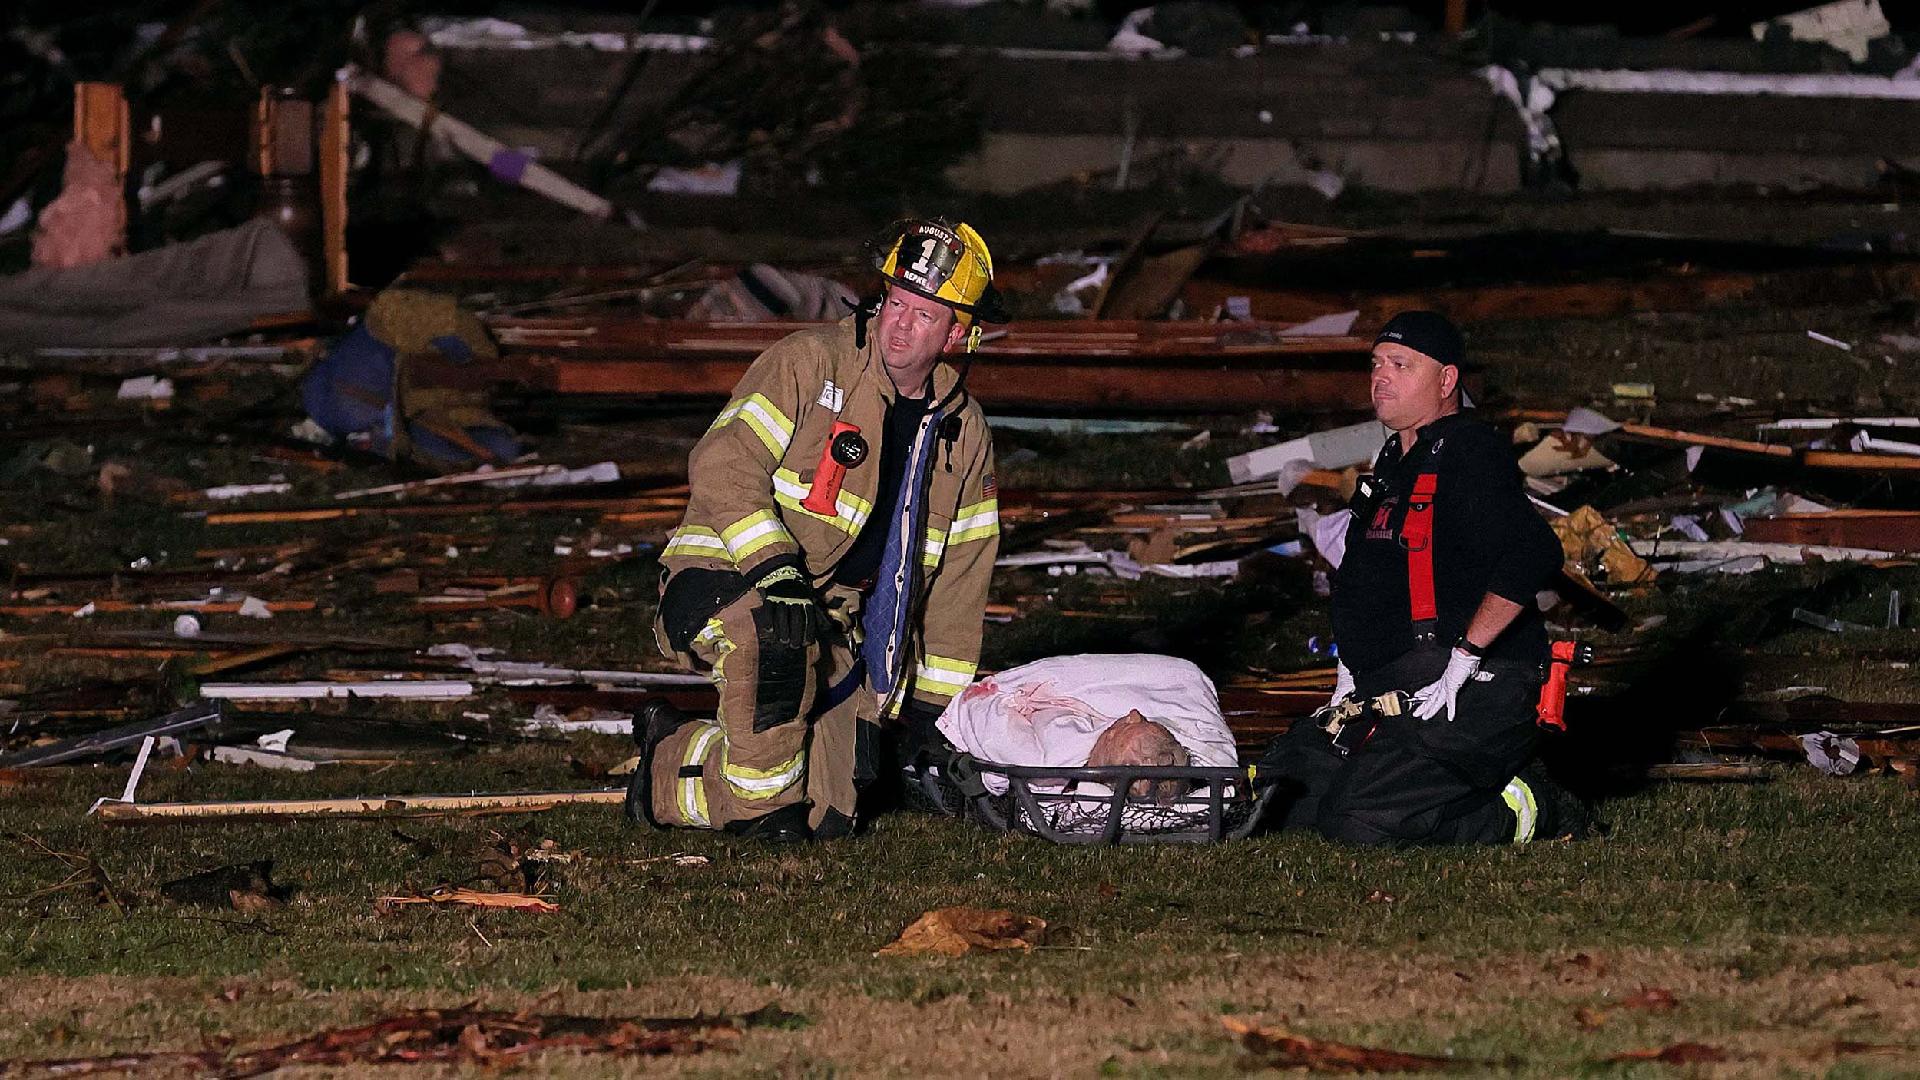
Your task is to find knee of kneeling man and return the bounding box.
[1314,799,1402,847]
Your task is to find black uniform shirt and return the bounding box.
[1330,410,1563,675]
[833,390,931,589]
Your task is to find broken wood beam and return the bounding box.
[413,577,579,619]
[470,354,1366,412]
[1616,423,1920,472]
[320,77,349,296]
[456,317,1372,410]
[0,599,316,618]
[1739,511,1920,553]
[95,788,625,823]
[199,494,683,526]
[72,82,131,184]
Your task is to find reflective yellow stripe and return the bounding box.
[1502,777,1539,844]
[771,467,870,535]
[662,526,729,561]
[679,722,723,827]
[723,746,806,800]
[721,509,795,562]
[710,393,794,458]
[948,497,1000,546]
[914,654,977,698]
[922,527,946,568]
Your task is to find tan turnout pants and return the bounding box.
[649,587,874,833]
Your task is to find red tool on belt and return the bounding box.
[802,421,867,515]
[1535,640,1593,732]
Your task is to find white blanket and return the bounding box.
[935,654,1238,799]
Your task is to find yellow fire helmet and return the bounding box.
[873,219,1009,350]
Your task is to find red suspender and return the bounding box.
[1400,470,1439,640]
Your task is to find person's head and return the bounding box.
[874,283,964,396]
[1369,310,1467,435]
[871,219,1006,395]
[1086,711,1192,805]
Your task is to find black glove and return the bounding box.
[753,564,822,650]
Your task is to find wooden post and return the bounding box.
[254,87,314,177]
[1444,0,1468,35]
[320,78,350,295]
[72,82,131,183]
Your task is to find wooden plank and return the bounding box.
[1616,423,1792,457]
[468,318,1373,411]
[96,788,625,823]
[1741,511,1920,553]
[201,494,684,526]
[518,355,1369,412]
[1617,423,1920,473]
[484,316,1368,360]
[320,79,350,295]
[0,600,316,618]
[73,82,130,181]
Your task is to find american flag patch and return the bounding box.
[981,472,996,498]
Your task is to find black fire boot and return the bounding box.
[623,699,689,829]
[724,802,813,845]
[1516,760,1604,842]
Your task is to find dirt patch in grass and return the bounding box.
[6,938,1919,1077]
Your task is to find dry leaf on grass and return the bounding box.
[378,888,558,913]
[1605,1042,1730,1065]
[1619,986,1680,1012]
[875,907,1047,957]
[1221,1016,1477,1072]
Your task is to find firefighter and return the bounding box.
[1262,311,1594,845]
[627,220,1006,844]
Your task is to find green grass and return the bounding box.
[4,756,1920,1074]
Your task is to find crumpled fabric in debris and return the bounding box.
[1552,505,1655,588]
[301,288,523,473]
[0,220,307,349]
[1799,730,1861,776]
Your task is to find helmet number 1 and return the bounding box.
[909,238,938,277]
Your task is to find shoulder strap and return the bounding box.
[1400,464,1440,642]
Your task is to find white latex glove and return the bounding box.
[1330,660,1356,707]
[1412,647,1482,721]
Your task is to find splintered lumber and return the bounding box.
[0,599,316,618]
[1616,424,1920,472]
[199,494,683,526]
[1186,256,1920,327]
[73,82,131,183]
[345,66,612,219]
[380,888,559,913]
[95,788,625,823]
[454,318,1370,412]
[1740,511,1920,553]
[320,78,349,295]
